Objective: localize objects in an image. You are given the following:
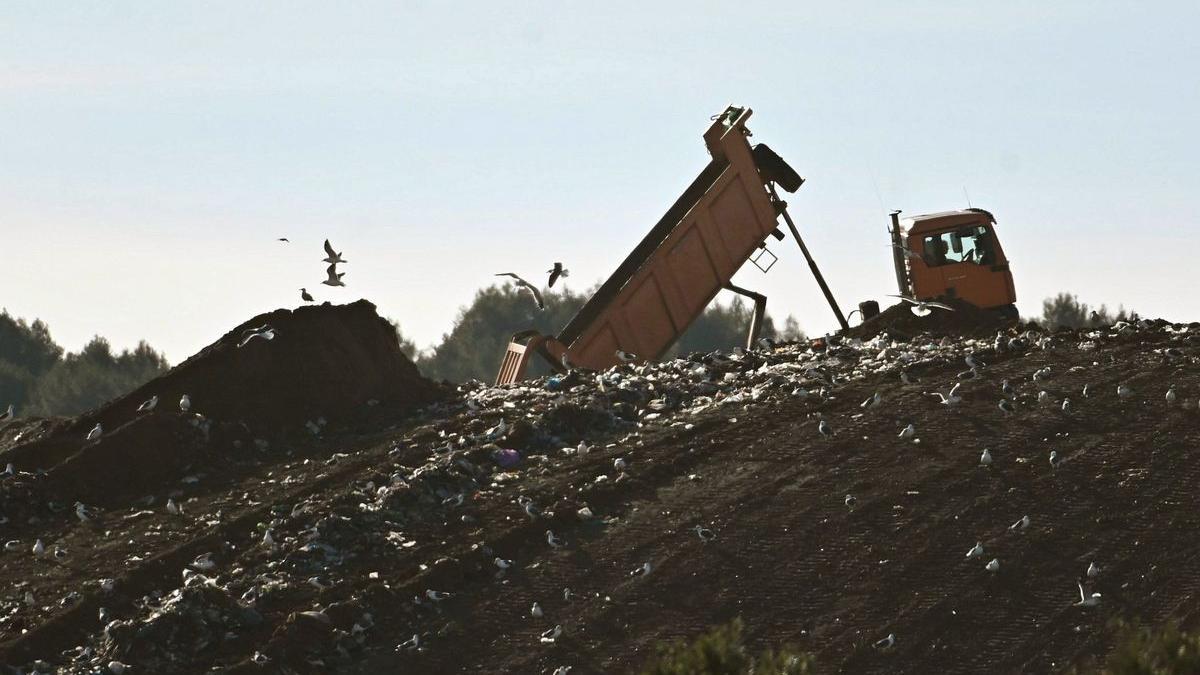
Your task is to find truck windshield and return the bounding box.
[922,226,994,266]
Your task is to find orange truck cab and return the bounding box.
[887,208,1017,318]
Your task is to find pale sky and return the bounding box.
[4,1,1198,363]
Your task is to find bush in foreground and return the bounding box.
[640,619,814,675]
[1076,620,1200,675]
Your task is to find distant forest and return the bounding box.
[0,311,169,418]
[1,288,1125,418]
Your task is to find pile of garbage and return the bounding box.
[4,308,1200,673]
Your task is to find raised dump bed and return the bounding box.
[496,106,808,384]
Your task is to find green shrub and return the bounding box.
[640,619,815,675]
[1078,620,1200,675]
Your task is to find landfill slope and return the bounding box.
[0,306,1198,674]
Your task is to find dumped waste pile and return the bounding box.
[0,303,1199,674]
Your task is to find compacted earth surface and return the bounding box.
[0,302,1197,674]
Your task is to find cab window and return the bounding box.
[922,226,995,267]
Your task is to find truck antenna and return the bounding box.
[963,186,973,209]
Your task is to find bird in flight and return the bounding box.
[1074,581,1101,607]
[546,262,570,288]
[239,326,278,348]
[495,272,545,310]
[323,239,346,263]
[322,264,346,287]
[278,238,289,242]
[300,288,314,302]
[888,294,955,317]
[888,243,925,262]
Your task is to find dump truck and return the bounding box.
[496,105,1017,384]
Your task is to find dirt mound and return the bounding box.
[846,298,1016,340]
[94,299,440,433]
[0,300,441,494]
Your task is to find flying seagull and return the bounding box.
[495,272,545,310]
[547,262,569,288]
[889,243,925,262]
[278,237,289,242]
[322,263,346,287]
[1074,581,1101,607]
[300,288,314,302]
[888,294,955,317]
[238,326,278,348]
[323,239,346,263]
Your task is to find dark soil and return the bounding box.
[0,310,1198,674]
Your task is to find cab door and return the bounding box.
[919,226,1014,308]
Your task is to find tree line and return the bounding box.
[0,311,169,418]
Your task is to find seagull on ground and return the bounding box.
[818,419,833,438]
[1010,515,1031,531]
[898,423,916,440]
[166,498,183,516]
[1049,450,1061,470]
[1001,380,1015,397]
[179,395,191,412]
[615,349,639,362]
[32,539,45,556]
[425,589,451,601]
[985,558,1000,572]
[614,457,627,472]
[1087,562,1101,578]
[494,557,514,571]
[1166,385,1178,405]
[998,399,1016,415]
[874,633,896,649]
[523,501,542,521]
[980,449,993,466]
[75,502,99,524]
[191,553,216,571]
[300,288,314,302]
[86,423,103,441]
[966,353,984,369]
[1037,390,1050,405]
[0,404,12,423]
[1062,398,1072,414]
[1082,384,1090,398]
[631,561,652,576]
[861,392,882,409]
[322,239,346,263]
[694,525,716,542]
[495,272,545,310]
[966,542,984,559]
[889,294,955,317]
[322,263,346,287]
[531,602,544,618]
[1074,582,1101,607]
[137,395,158,413]
[546,262,569,288]
[540,625,563,643]
[1117,383,1133,400]
[844,494,857,509]
[546,530,565,548]
[397,634,420,651]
